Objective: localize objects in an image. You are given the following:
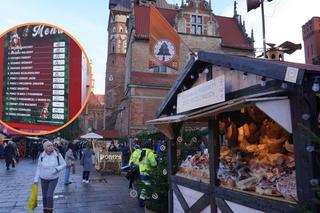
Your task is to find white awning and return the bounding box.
[146,115,186,125]
[80,132,103,139]
[147,96,292,134]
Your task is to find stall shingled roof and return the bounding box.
[156,51,320,117]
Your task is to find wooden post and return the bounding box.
[290,87,315,206]
[206,64,220,213]
[208,117,220,213]
[168,122,182,213]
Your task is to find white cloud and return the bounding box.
[221,0,320,63]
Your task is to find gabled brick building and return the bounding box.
[105,0,255,137]
[79,92,104,133]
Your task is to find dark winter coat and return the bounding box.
[81,148,94,171]
[4,144,15,163]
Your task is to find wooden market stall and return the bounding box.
[147,51,320,213]
[80,132,122,174]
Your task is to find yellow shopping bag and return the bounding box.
[27,184,38,211]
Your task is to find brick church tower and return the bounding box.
[302,17,320,65]
[104,0,130,129]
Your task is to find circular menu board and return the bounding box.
[0,23,92,135]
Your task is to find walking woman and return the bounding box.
[81,143,94,183]
[34,140,66,213]
[64,143,75,185]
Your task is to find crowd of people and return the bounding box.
[0,136,166,211]
[32,139,95,213]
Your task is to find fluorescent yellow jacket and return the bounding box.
[129,148,141,166]
[139,148,157,175]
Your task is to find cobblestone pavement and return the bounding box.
[0,159,143,213]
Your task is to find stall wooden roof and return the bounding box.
[156,51,320,117]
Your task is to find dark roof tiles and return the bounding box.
[134,5,252,50]
[215,16,253,50]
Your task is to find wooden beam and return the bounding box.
[172,182,189,211]
[171,176,211,193]
[208,117,220,213]
[198,51,305,85]
[289,87,317,207]
[215,187,297,212]
[187,194,210,213]
[168,122,183,213]
[215,198,233,213]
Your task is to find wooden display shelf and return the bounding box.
[220,185,297,204]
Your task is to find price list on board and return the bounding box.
[2,25,69,126]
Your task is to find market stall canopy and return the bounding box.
[26,136,41,140]
[156,51,320,117]
[147,115,186,139]
[148,96,292,133]
[80,132,103,139]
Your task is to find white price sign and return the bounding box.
[52,114,64,120]
[53,84,64,89]
[53,48,65,53]
[52,102,64,107]
[53,42,65,47]
[52,90,64,95]
[53,60,65,65]
[52,96,64,101]
[53,66,64,71]
[52,108,64,113]
[53,72,65,77]
[53,54,65,59]
[53,78,64,83]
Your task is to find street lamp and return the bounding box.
[247,0,273,58]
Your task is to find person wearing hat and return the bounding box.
[34,140,66,213]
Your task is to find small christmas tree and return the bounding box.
[157,42,171,61]
[141,150,169,212]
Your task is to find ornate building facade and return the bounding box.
[105,0,254,137]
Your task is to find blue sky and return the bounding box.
[0,0,319,94]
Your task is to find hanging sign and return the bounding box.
[177,75,225,113]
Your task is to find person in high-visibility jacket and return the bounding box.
[127,145,141,189]
[138,145,157,176]
[129,145,141,166]
[137,141,157,206]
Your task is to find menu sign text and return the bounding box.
[2,25,69,126]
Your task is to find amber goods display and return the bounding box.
[217,107,297,202]
[177,150,209,183]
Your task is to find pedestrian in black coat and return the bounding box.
[4,142,15,170]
